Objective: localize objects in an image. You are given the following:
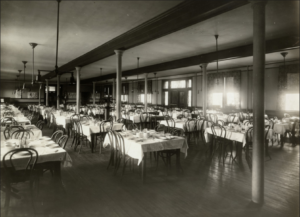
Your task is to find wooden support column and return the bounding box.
[113,79,116,100]
[57,74,60,109]
[45,79,49,106]
[144,73,148,111]
[247,66,250,111]
[93,82,96,105]
[200,63,208,117]
[114,50,124,120]
[75,66,81,114]
[38,83,42,105]
[251,0,267,205]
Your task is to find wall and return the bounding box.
[0,81,45,107]
[0,64,297,113]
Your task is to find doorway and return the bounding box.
[169,90,187,108]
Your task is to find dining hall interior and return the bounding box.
[0,1,299,217]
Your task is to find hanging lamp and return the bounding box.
[54,0,61,76]
[22,61,28,89]
[18,70,22,91]
[13,74,19,95]
[136,57,140,93]
[29,42,38,84]
[215,34,219,85]
[14,70,22,94]
[281,52,288,70]
[69,72,76,85]
[37,0,61,80]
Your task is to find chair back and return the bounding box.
[165,117,175,128]
[4,126,24,140]
[228,114,238,123]
[11,129,33,139]
[36,120,44,130]
[184,119,196,132]
[51,130,64,142]
[217,120,225,126]
[245,127,254,143]
[57,135,69,149]
[99,120,112,132]
[3,148,38,182]
[211,123,226,139]
[126,122,138,130]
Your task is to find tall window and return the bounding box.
[188,90,192,107]
[208,71,241,108]
[121,95,128,102]
[212,93,223,107]
[139,94,152,103]
[162,78,192,107]
[285,94,299,110]
[278,64,299,111]
[164,91,168,105]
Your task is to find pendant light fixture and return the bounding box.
[215,34,219,85]
[153,72,159,106]
[123,77,127,94]
[281,52,288,70]
[99,68,103,94]
[18,70,22,91]
[137,57,140,94]
[70,72,76,85]
[200,65,202,91]
[55,0,61,76]
[36,70,42,83]
[22,61,28,89]
[29,42,38,84]
[13,74,20,95]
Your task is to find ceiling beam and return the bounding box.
[81,36,299,84]
[42,0,249,80]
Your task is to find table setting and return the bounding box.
[1,137,72,169]
[103,129,188,166]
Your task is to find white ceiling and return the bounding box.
[1,1,299,83]
[0,0,182,80]
[78,1,299,80]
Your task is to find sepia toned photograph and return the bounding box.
[0,1,299,217]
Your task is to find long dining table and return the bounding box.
[0,137,72,191]
[103,130,188,182]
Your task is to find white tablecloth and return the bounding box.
[204,127,273,147]
[103,131,188,165]
[81,122,124,141]
[273,123,292,135]
[205,127,247,146]
[1,138,72,169]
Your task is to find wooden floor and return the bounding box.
[1,127,299,217]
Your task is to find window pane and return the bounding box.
[163,81,169,89]
[138,94,152,104]
[140,94,145,103]
[147,94,152,103]
[212,93,223,108]
[285,94,299,110]
[188,79,192,88]
[165,91,168,105]
[227,92,239,106]
[170,80,186,88]
[121,95,128,102]
[188,90,192,107]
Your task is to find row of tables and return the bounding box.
[1,105,72,187]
